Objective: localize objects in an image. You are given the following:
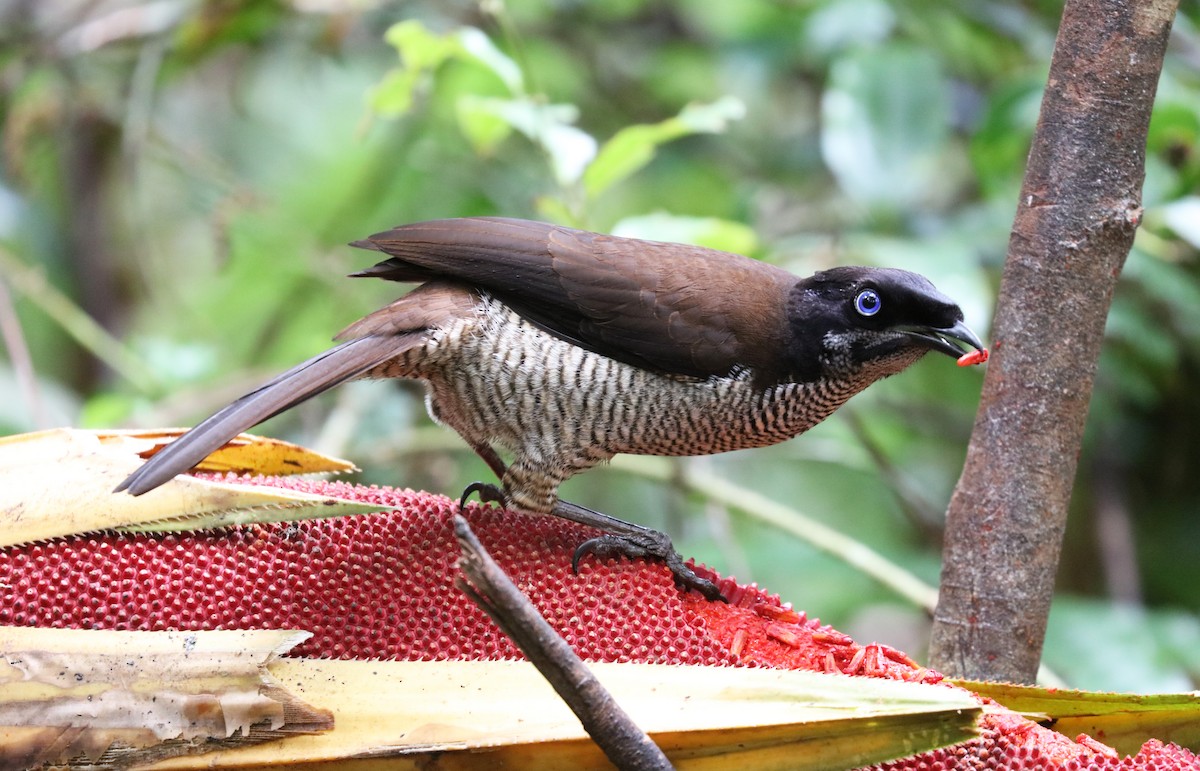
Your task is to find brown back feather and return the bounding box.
[352,218,796,380]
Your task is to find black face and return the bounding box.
[784,266,984,382]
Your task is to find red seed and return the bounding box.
[880,643,918,667]
[765,623,802,648]
[753,602,802,623]
[844,646,866,675]
[730,628,748,658]
[957,348,990,367]
[811,629,855,647]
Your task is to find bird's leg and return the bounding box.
[554,500,725,602]
[471,442,509,481]
[458,443,510,510]
[461,447,724,601]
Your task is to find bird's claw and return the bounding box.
[459,481,507,511]
[573,532,726,602]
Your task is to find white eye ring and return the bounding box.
[855,289,882,317]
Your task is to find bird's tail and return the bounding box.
[115,333,421,496]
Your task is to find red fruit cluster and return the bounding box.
[1,474,1194,769]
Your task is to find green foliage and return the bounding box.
[370,18,749,225]
[1045,600,1200,694]
[821,44,954,214]
[583,96,746,200]
[1,0,1198,693]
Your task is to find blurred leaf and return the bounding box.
[462,97,597,186]
[583,96,745,199]
[134,337,221,386]
[899,4,1029,81]
[171,0,289,64]
[1106,294,1179,369]
[373,22,522,124]
[370,21,462,116]
[80,390,138,428]
[457,26,524,94]
[1147,97,1200,156]
[673,0,795,42]
[969,77,1044,197]
[610,212,759,255]
[384,20,459,72]
[1124,248,1200,341]
[368,67,423,116]
[676,95,747,132]
[534,195,581,226]
[1102,297,1177,409]
[1158,197,1200,250]
[803,0,896,59]
[820,45,952,211]
[1044,599,1197,695]
[457,95,516,155]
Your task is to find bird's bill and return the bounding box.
[898,320,986,359]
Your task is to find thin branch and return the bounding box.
[0,276,46,428]
[612,455,940,613]
[1092,453,1143,604]
[56,0,186,55]
[0,247,161,394]
[841,408,946,541]
[453,515,673,771]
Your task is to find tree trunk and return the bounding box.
[928,0,1178,684]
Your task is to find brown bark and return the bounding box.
[929,0,1178,683]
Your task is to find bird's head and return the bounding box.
[784,267,985,383]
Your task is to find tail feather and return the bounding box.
[115,334,420,496]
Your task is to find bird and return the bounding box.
[116,217,986,600]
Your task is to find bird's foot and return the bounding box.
[458,481,507,511]
[457,486,725,601]
[572,531,725,602]
[553,499,725,602]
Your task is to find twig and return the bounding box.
[56,0,186,55]
[841,408,945,542]
[0,247,160,394]
[612,455,940,613]
[452,515,673,771]
[1091,453,1142,604]
[0,277,45,428]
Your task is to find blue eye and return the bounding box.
[854,289,882,317]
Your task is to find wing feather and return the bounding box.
[353,218,796,380]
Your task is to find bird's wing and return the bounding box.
[352,217,796,380]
